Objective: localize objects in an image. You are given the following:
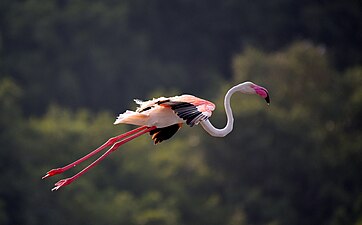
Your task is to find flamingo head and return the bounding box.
[238,81,270,105]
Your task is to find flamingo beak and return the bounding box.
[265,92,270,105]
[254,86,270,105]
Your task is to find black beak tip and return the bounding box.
[265,94,270,105]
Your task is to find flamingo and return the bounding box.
[43,81,270,191]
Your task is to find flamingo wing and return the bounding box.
[115,95,215,128]
[158,95,215,127]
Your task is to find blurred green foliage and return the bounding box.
[0,0,361,225]
[1,0,361,114]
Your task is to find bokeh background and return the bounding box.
[1,0,361,224]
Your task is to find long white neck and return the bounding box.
[200,85,240,137]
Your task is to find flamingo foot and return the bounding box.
[42,168,67,179]
[51,178,74,191]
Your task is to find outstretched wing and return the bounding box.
[165,101,209,126]
[158,95,215,127]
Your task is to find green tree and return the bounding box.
[1,0,360,115]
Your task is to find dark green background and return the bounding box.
[0,0,361,224]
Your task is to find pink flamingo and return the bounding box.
[43,81,270,191]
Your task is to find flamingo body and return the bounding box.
[114,95,215,128]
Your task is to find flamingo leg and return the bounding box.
[51,126,156,191]
[42,126,149,179]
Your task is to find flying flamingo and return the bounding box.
[43,81,270,191]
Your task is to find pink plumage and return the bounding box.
[114,95,215,128]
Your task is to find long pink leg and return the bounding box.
[51,126,156,191]
[42,126,149,179]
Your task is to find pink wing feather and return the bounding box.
[162,95,215,126]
